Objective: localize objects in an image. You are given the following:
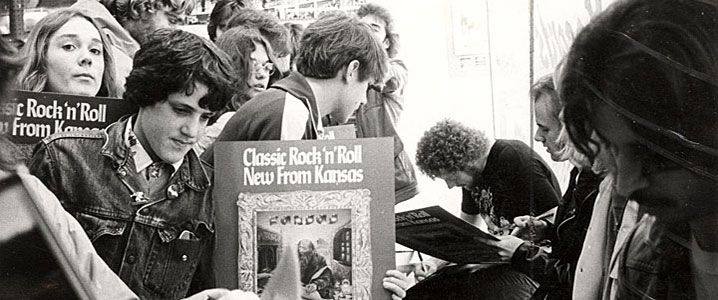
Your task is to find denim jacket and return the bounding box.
[614,214,694,299]
[28,115,215,300]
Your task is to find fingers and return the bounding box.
[475,236,500,248]
[384,269,411,298]
[513,215,530,227]
[513,215,547,228]
[182,288,230,300]
[383,280,407,300]
[218,290,260,300]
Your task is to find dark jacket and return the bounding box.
[615,215,694,299]
[511,167,602,299]
[354,59,418,203]
[201,72,319,166]
[28,116,215,300]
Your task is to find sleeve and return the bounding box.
[20,173,139,299]
[528,159,562,216]
[382,59,408,97]
[279,96,310,141]
[27,141,61,199]
[511,242,574,295]
[378,59,408,125]
[310,258,333,296]
[460,188,480,215]
[195,112,234,155]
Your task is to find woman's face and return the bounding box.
[246,41,273,100]
[45,17,104,96]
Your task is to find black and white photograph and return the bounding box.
[2,0,717,299]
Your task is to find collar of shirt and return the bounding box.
[124,116,183,176]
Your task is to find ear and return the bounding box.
[382,38,390,51]
[343,60,360,81]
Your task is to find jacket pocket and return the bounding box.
[74,212,126,242]
[143,222,211,298]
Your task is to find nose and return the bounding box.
[180,116,202,139]
[78,50,93,67]
[254,69,268,79]
[358,92,368,106]
[533,128,543,142]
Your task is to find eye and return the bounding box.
[173,106,190,115]
[89,47,103,55]
[62,44,77,51]
[167,13,183,25]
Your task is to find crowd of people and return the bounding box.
[0,0,716,299]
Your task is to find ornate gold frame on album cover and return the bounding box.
[237,189,373,299]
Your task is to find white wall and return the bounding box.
[374,0,532,214]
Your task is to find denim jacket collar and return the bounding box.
[100,115,210,192]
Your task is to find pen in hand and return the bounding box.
[417,251,426,273]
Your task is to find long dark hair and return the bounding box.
[561,0,718,175]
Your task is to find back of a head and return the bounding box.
[101,0,195,22]
[226,9,290,58]
[0,38,24,171]
[294,11,388,84]
[0,39,21,98]
[561,0,718,170]
[283,22,304,64]
[415,119,490,179]
[124,28,238,112]
[207,0,252,41]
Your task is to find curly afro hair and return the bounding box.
[415,119,491,179]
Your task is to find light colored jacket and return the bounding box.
[573,175,613,299]
[7,166,138,299]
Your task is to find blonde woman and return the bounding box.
[16,9,121,98]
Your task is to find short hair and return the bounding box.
[283,22,303,64]
[215,26,273,107]
[123,28,237,112]
[100,0,195,22]
[357,3,399,58]
[0,38,22,97]
[416,119,491,179]
[15,9,120,97]
[207,0,251,42]
[295,11,388,84]
[561,0,718,175]
[530,75,557,107]
[0,38,24,171]
[226,9,290,57]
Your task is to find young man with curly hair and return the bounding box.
[404,119,561,299]
[28,29,238,299]
[416,119,560,233]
